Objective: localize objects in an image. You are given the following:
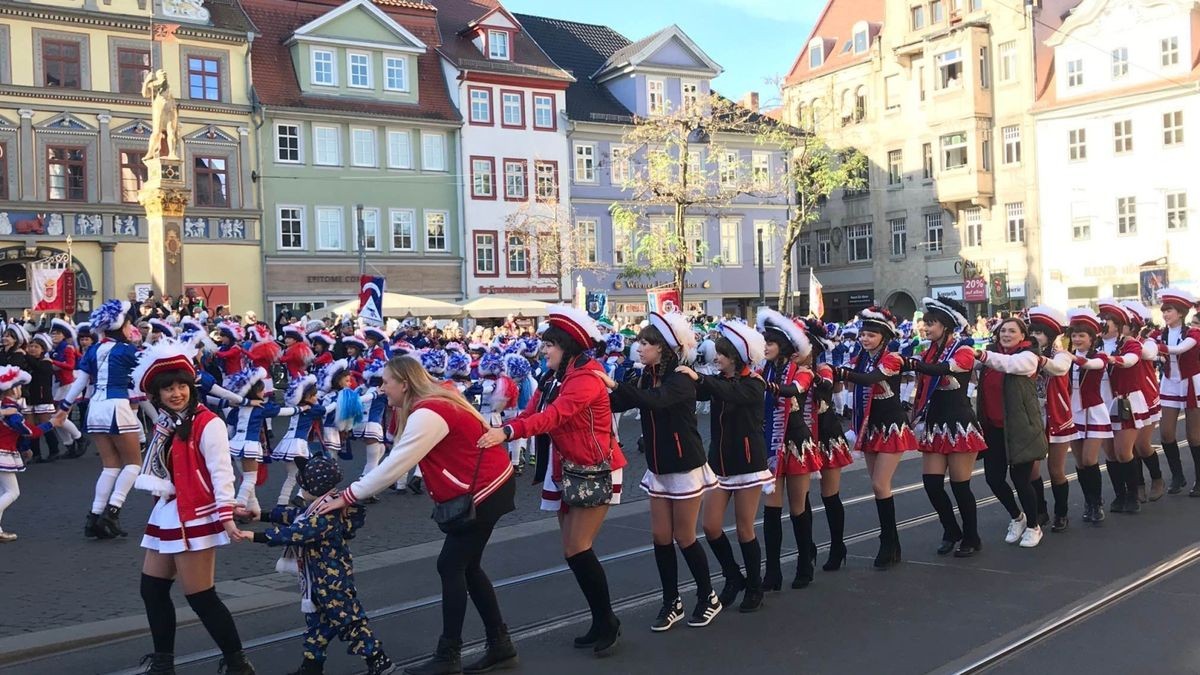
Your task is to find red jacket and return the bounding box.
[50,344,78,386]
[169,406,236,523]
[509,358,626,474]
[280,341,313,379]
[216,344,247,378]
[1107,337,1144,397]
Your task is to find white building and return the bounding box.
[1034,0,1200,306]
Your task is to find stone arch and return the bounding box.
[0,245,95,317]
[885,290,918,321]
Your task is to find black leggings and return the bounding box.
[437,518,504,642]
[982,425,1038,523]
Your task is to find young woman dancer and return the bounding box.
[600,311,720,631]
[906,297,986,557]
[678,321,771,611]
[49,318,85,458]
[1123,300,1165,501]
[1027,306,1076,532]
[0,366,64,541]
[1097,299,1150,514]
[1154,288,1200,495]
[1067,309,1111,524]
[24,334,61,463]
[834,307,916,569]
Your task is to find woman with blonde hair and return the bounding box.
[318,355,517,675]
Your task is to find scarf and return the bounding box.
[762,360,796,456]
[911,337,971,424]
[851,347,885,437]
[135,410,181,497]
[276,491,339,613]
[531,369,560,484]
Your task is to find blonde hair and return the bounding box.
[386,355,488,430]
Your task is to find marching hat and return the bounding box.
[341,334,367,352]
[4,324,28,346]
[718,320,766,366]
[284,373,318,407]
[648,311,698,363]
[216,320,244,342]
[281,324,306,342]
[50,318,76,340]
[1027,305,1068,336]
[362,326,388,343]
[857,306,897,339]
[1121,300,1152,327]
[1097,297,1131,326]
[90,299,131,334]
[800,317,834,353]
[317,359,349,392]
[546,305,602,351]
[755,307,811,358]
[307,330,336,348]
[921,296,970,332]
[1158,287,1197,312]
[0,365,30,393]
[246,322,274,344]
[132,339,199,394]
[1067,307,1103,334]
[149,318,176,338]
[225,366,268,398]
[605,332,625,356]
[75,321,92,339]
[30,333,52,353]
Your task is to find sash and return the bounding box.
[911,337,972,424]
[851,348,884,443]
[762,360,796,457]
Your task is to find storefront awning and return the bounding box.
[326,292,463,319]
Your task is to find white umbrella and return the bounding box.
[326,292,462,319]
[460,296,552,319]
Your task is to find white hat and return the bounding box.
[718,320,766,366]
[648,311,698,363]
[755,307,811,358]
[1027,305,1068,335]
[0,365,31,393]
[546,305,602,350]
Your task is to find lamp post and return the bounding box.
[355,203,366,276]
[757,226,765,307]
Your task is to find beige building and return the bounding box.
[782,0,1041,319]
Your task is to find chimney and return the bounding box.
[740,91,760,112]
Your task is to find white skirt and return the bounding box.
[1073,404,1113,439]
[87,398,141,435]
[1110,390,1153,431]
[321,426,343,453]
[351,421,384,442]
[271,438,311,462]
[0,448,24,472]
[230,440,264,460]
[1159,374,1200,410]
[541,467,624,512]
[716,469,776,492]
[141,498,230,554]
[639,465,718,500]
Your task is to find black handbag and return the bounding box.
[431,440,486,534]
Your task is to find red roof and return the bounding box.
[244,0,460,122]
[784,0,884,86]
[427,0,573,82]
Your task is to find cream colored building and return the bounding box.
[0,0,262,316]
[782,0,1042,319]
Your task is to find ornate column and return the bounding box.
[97,113,115,204]
[18,109,34,201]
[100,241,117,300]
[139,158,188,298]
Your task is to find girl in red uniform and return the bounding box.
[1097,299,1151,514]
[0,366,64,541]
[1153,288,1200,494]
[1122,300,1165,501]
[1067,309,1111,524]
[1027,306,1076,532]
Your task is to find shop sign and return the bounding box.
[964,277,987,302]
[1008,282,1026,299]
[931,285,964,301]
[478,285,557,295]
[848,292,873,305]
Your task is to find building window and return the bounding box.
[754,221,774,266]
[998,40,1016,82]
[1002,125,1021,164]
[577,220,598,265]
[1164,111,1184,146]
[469,88,492,124]
[276,123,301,163]
[535,161,558,202]
[931,0,944,22]
[390,209,415,251]
[854,86,867,121]
[753,152,771,188]
[978,46,990,89]
[504,159,527,200]
[119,150,146,203]
[1072,216,1091,241]
[922,142,933,179]
[1117,196,1137,235]
[351,128,376,167]
[1066,59,1083,88]
[911,5,925,30]
[1069,128,1087,160]
[0,143,7,200]
[116,48,150,95]
[474,232,497,275]
[941,132,967,170]
[1005,202,1025,243]
[187,56,221,100]
[817,230,831,266]
[421,132,446,171]
[507,235,528,275]
[884,75,900,111]
[532,94,555,129]
[809,38,824,68]
[488,30,510,60]
[1162,36,1180,66]
[719,151,738,187]
[313,126,340,166]
[648,79,665,115]
[799,237,811,267]
[575,144,596,183]
[936,49,962,89]
[1167,191,1188,230]
[685,218,706,265]
[471,157,495,199]
[614,226,631,265]
[925,212,944,252]
[1113,119,1133,153]
[887,149,903,186]
[964,207,982,247]
[970,0,983,10]
[384,56,408,91]
[278,206,304,250]
[719,218,741,265]
[312,49,335,86]
[848,222,872,263]
[501,91,523,127]
[853,24,868,53]
[1111,47,1128,78]
[353,208,380,251]
[348,52,371,88]
[425,211,448,251]
[681,81,700,111]
[47,146,87,201]
[387,130,411,169]
[316,208,343,250]
[43,39,82,88]
[610,145,630,184]
[193,157,229,207]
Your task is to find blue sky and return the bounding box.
[504,0,824,109]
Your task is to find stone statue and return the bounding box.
[142,69,179,161]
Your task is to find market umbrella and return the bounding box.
[326,292,463,319]
[459,296,552,319]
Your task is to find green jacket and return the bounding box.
[976,347,1048,465]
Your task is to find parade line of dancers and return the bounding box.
[1,289,1198,675]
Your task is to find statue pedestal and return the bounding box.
[138,157,188,299]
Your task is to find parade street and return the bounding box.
[3,415,1200,675]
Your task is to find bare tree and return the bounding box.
[504,197,600,301]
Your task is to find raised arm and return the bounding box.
[343,407,448,504]
[979,349,1039,376]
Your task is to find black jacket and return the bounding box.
[24,356,54,405]
[611,367,707,476]
[0,347,29,374]
[697,372,768,476]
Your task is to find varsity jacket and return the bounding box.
[697,369,768,476]
[1157,325,1200,379]
[610,367,707,475]
[168,406,237,523]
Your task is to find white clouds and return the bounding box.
[699,0,823,24]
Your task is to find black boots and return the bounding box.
[217,651,255,675]
[463,625,518,673]
[97,504,127,538]
[139,653,175,675]
[761,506,783,591]
[873,497,901,570]
[286,658,323,675]
[791,507,815,589]
[84,512,100,538]
[366,652,396,675]
[405,637,461,675]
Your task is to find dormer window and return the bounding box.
[853,21,869,54]
[488,29,510,60]
[809,38,824,68]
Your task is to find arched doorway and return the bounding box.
[885,290,918,321]
[0,247,95,319]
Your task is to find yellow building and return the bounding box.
[0,0,262,316]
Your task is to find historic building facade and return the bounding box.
[0,0,262,315]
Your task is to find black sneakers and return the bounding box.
[687,591,721,627]
[650,597,684,632]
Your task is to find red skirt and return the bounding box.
[775,439,824,476]
[820,437,854,469]
[920,422,988,455]
[859,423,917,454]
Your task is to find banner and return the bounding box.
[989,273,1009,305]
[647,287,681,315]
[808,269,824,319]
[586,291,608,320]
[1140,267,1168,306]
[964,277,987,302]
[30,262,72,312]
[358,275,385,326]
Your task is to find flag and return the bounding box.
[647,288,681,315]
[152,23,180,42]
[31,263,71,312]
[586,292,608,320]
[358,276,385,327]
[808,269,824,319]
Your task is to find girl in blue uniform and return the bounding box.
[273,374,324,507]
[225,368,299,515]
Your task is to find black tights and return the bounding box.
[982,426,1038,523]
[437,519,505,642]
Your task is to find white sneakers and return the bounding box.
[1019,526,1043,548]
[1004,514,1027,544]
[0,531,16,542]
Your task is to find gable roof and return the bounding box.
[289,0,427,52]
[427,0,573,82]
[784,0,884,86]
[244,0,459,122]
[514,13,636,122]
[593,24,722,80]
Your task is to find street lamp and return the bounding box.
[355,203,365,276]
